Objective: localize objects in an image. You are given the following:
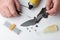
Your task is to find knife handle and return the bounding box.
[35,8,49,23]
[41,8,49,18]
[42,13,49,18]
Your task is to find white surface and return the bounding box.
[0,0,60,40]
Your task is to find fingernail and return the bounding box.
[46,11,50,15]
[18,8,21,11]
[18,9,21,11]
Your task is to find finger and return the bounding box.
[46,1,59,16]
[4,7,12,17]
[46,0,52,10]
[8,1,19,16]
[46,8,57,16]
[14,0,21,11]
[50,2,53,9]
[0,7,12,18]
[53,0,59,12]
[0,8,6,17]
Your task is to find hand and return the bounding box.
[0,0,21,18]
[46,0,60,16]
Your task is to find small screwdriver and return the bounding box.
[28,0,40,9]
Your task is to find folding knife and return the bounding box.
[21,8,49,27]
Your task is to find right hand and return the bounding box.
[0,0,21,18]
[46,0,60,16]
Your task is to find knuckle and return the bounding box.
[12,11,16,15]
[8,1,12,5]
[53,9,57,13]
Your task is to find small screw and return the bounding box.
[36,25,38,27]
[29,30,31,32]
[34,30,37,32]
[27,28,29,30]
[31,27,33,29]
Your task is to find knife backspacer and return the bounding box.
[9,24,16,31]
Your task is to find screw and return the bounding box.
[29,30,31,32]
[36,25,38,27]
[34,29,37,32]
[27,28,29,30]
[31,27,33,29]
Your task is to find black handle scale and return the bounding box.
[42,12,48,18]
[37,8,48,18]
[42,8,48,18]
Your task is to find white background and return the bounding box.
[0,0,60,40]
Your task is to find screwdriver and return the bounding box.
[28,0,40,9]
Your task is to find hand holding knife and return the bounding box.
[21,8,49,27]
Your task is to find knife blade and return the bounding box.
[21,19,36,26]
[21,8,48,27]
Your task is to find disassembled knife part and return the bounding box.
[36,25,38,27]
[44,24,58,33]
